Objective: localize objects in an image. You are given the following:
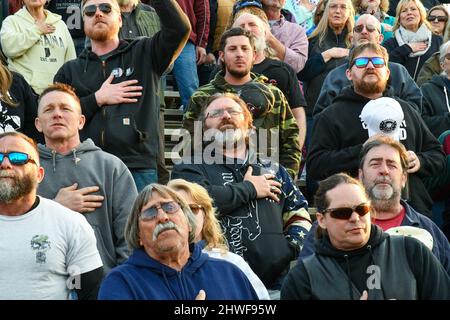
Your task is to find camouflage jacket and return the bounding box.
[182,71,301,178]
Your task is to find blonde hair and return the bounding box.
[0,63,17,106]
[393,0,431,31]
[352,0,389,14]
[309,0,355,48]
[168,179,228,252]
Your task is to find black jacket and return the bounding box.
[54,0,190,169]
[171,155,311,288]
[281,225,450,300]
[383,34,442,81]
[421,74,450,138]
[298,27,349,116]
[0,71,41,142]
[306,86,445,216]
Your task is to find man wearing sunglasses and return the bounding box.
[314,13,422,116]
[299,136,450,275]
[35,83,138,276]
[172,93,311,299]
[307,42,445,217]
[0,131,103,299]
[54,0,191,192]
[281,173,450,300]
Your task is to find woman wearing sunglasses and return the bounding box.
[383,0,442,81]
[281,173,450,300]
[0,56,41,142]
[352,0,395,42]
[0,0,76,94]
[427,5,449,36]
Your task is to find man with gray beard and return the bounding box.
[0,131,103,299]
[298,135,450,274]
[172,92,311,299]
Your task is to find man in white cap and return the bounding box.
[307,42,445,216]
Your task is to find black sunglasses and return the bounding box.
[0,152,37,166]
[427,15,448,22]
[83,3,113,17]
[323,203,371,220]
[140,201,180,221]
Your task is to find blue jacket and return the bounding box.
[298,200,450,275]
[98,243,259,300]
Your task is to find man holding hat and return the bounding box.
[307,42,445,216]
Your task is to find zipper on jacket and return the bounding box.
[101,60,106,78]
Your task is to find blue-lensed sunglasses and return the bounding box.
[351,57,386,68]
[140,201,180,221]
[0,152,37,166]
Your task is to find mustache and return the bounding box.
[373,176,392,185]
[0,171,15,178]
[152,221,180,241]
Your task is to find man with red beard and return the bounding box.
[306,42,445,217]
[172,92,311,299]
[54,0,191,192]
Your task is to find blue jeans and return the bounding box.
[130,169,158,192]
[172,41,199,109]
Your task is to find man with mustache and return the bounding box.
[0,131,103,299]
[183,27,301,178]
[172,93,311,299]
[98,183,259,300]
[307,42,445,217]
[54,0,191,192]
[298,135,450,274]
[314,13,422,116]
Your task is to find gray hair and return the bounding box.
[124,183,197,250]
[439,40,450,63]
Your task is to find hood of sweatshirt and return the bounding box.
[127,243,208,277]
[16,7,62,25]
[330,85,397,107]
[38,138,100,172]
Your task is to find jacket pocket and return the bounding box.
[104,114,148,156]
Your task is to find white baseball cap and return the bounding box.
[386,226,434,251]
[360,97,404,141]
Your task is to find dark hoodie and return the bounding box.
[281,225,450,300]
[421,74,450,138]
[97,243,259,300]
[53,0,190,169]
[306,85,445,216]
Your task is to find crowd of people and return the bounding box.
[1,0,450,300]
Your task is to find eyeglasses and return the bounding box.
[188,204,204,215]
[351,56,386,68]
[139,201,180,221]
[83,3,113,17]
[427,15,448,22]
[353,24,380,34]
[206,107,243,119]
[324,203,371,220]
[0,152,37,166]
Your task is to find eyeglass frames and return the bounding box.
[83,3,113,17]
[350,56,386,68]
[139,201,180,221]
[323,203,371,220]
[0,152,37,166]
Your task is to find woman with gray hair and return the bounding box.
[421,40,450,138]
[98,183,259,300]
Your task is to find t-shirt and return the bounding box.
[0,197,103,300]
[374,206,406,231]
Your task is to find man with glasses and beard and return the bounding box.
[298,136,450,274]
[172,93,311,299]
[281,173,450,300]
[54,0,190,192]
[307,42,445,217]
[0,132,103,299]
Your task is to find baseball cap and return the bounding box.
[360,97,404,141]
[233,0,263,15]
[385,226,434,251]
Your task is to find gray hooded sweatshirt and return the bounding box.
[37,139,137,275]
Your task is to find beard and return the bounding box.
[354,71,388,95]
[205,119,247,149]
[254,35,267,53]
[0,171,37,203]
[224,60,252,79]
[364,176,401,211]
[85,21,120,42]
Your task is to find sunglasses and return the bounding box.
[0,152,37,166]
[140,201,180,221]
[83,3,113,17]
[353,24,380,33]
[427,15,448,22]
[324,203,371,220]
[188,204,204,215]
[351,56,386,68]
[206,107,243,119]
